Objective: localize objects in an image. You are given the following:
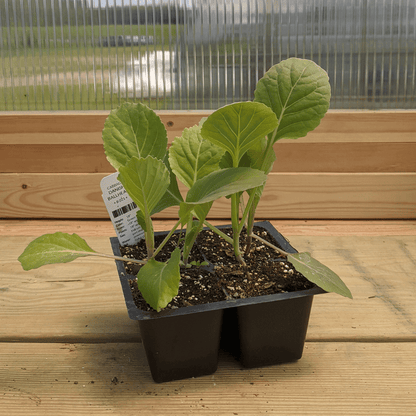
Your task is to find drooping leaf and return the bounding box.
[169,124,225,188]
[103,102,167,170]
[151,151,184,215]
[201,102,278,165]
[18,233,96,271]
[137,247,181,311]
[118,156,170,218]
[254,58,331,142]
[288,252,353,299]
[185,167,267,205]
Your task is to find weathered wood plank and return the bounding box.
[1,172,415,219]
[1,110,415,133]
[2,219,416,237]
[0,132,103,145]
[3,131,416,145]
[1,233,415,342]
[262,172,416,219]
[0,111,208,144]
[0,145,114,173]
[2,142,415,173]
[0,342,415,415]
[0,111,110,133]
[291,234,416,341]
[0,235,141,343]
[1,111,415,145]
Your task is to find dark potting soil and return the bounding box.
[120,226,314,312]
[120,232,227,312]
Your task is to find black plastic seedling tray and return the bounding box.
[111,221,326,382]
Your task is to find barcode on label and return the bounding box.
[112,202,137,218]
[101,173,144,246]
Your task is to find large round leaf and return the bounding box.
[118,156,170,218]
[201,102,278,165]
[103,102,167,170]
[169,124,225,188]
[254,58,331,142]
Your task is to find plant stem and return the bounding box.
[203,220,234,245]
[237,190,257,235]
[245,212,255,256]
[151,218,182,258]
[267,127,278,151]
[82,251,147,265]
[231,193,244,264]
[245,130,277,252]
[249,233,291,257]
[182,218,205,265]
[144,213,155,258]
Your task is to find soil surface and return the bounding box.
[120,226,314,312]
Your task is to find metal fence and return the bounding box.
[1,0,415,111]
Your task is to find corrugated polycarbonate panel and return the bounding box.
[0,0,415,110]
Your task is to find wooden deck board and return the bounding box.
[1,110,415,142]
[1,220,415,414]
[1,221,416,343]
[2,172,415,219]
[3,142,416,173]
[2,110,415,220]
[1,342,415,415]
[1,106,415,413]
[2,219,416,237]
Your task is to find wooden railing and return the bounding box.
[1,110,415,219]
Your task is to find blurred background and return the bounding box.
[1,0,415,111]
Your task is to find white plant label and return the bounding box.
[100,172,144,246]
